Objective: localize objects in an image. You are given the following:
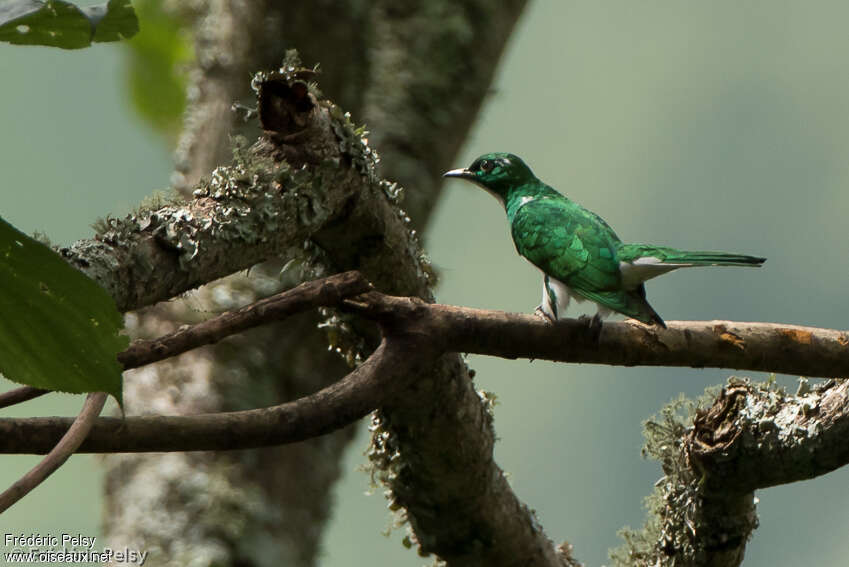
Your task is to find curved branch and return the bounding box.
[0,392,106,512]
[0,336,433,454]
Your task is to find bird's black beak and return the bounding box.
[443,168,474,180]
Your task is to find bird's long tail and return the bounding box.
[618,244,766,267]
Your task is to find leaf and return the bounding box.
[0,216,127,405]
[89,0,139,43]
[124,0,191,139]
[0,0,138,49]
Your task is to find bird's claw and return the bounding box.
[578,313,603,341]
[534,305,556,324]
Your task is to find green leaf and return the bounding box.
[124,0,191,139]
[89,0,139,43]
[0,216,127,405]
[0,0,138,50]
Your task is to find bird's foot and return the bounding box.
[534,305,556,324]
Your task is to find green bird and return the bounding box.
[444,153,765,328]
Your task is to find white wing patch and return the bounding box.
[619,257,689,288]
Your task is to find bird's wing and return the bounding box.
[510,197,622,293]
[571,286,665,327]
[511,197,665,326]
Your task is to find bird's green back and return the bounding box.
[507,186,622,293]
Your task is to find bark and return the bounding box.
[100,2,533,566]
[102,1,384,559]
[124,2,375,560]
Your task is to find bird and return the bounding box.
[443,152,765,328]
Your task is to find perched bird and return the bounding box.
[444,153,765,328]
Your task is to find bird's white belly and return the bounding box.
[539,275,612,320]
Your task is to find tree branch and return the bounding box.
[0,336,432,454]
[691,377,849,491]
[0,275,844,468]
[118,271,371,369]
[107,10,378,563]
[59,77,429,313]
[342,291,849,378]
[0,392,106,512]
[0,386,47,409]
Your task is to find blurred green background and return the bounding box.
[2,1,848,565]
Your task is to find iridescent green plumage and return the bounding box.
[444,153,765,327]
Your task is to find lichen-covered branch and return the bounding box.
[689,378,849,490]
[61,126,396,313]
[611,393,758,567]
[101,37,427,564]
[108,4,390,560]
[613,377,849,567]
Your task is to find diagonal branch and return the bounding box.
[0,392,107,512]
[118,271,371,369]
[0,386,48,409]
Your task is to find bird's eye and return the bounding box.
[479,159,495,173]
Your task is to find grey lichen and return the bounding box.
[610,388,726,567]
[317,307,367,368]
[62,104,388,312]
[363,410,413,544]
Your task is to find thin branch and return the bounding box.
[0,387,48,410]
[0,392,106,513]
[118,271,371,369]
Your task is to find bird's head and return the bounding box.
[443,153,537,201]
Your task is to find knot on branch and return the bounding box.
[254,52,319,136]
[689,384,747,458]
